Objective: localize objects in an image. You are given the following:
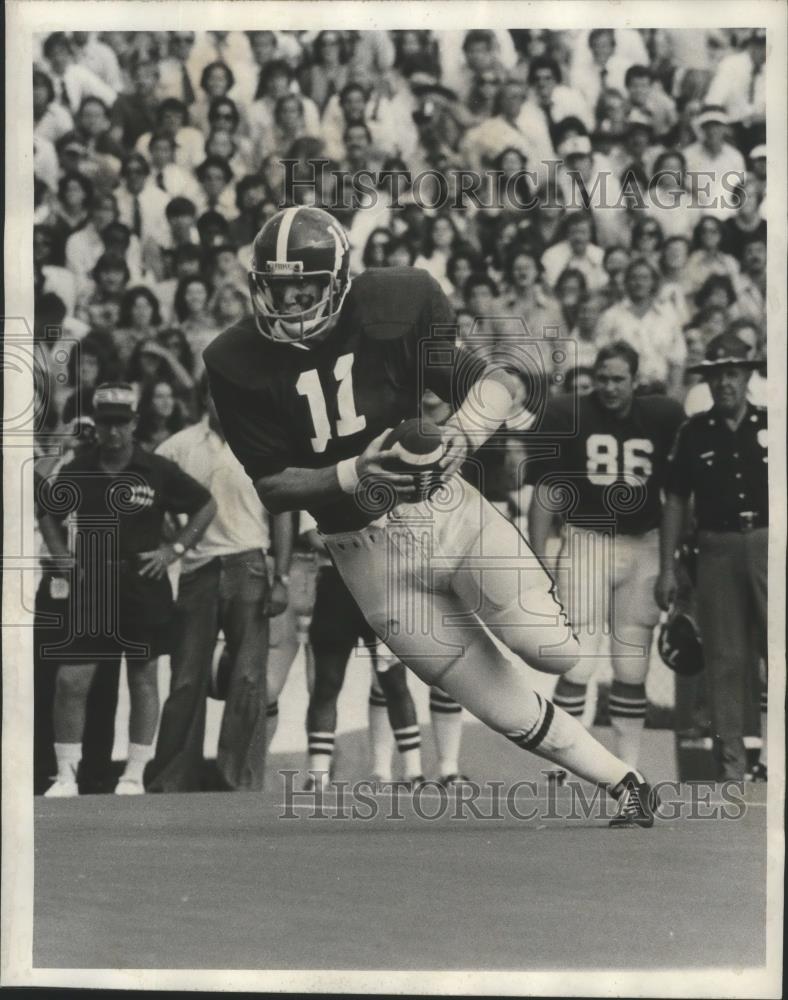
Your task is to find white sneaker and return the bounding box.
[115,776,145,795]
[44,778,79,798]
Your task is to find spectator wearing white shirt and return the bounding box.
[556,132,629,249]
[706,29,766,150]
[157,31,200,106]
[247,59,320,157]
[194,156,239,221]
[34,225,78,316]
[115,153,171,252]
[135,99,206,172]
[570,29,633,116]
[518,56,593,177]
[148,376,292,792]
[733,236,766,327]
[34,135,60,193]
[542,211,607,292]
[459,77,540,173]
[188,31,257,105]
[596,257,686,395]
[189,62,238,134]
[643,149,697,240]
[146,132,201,202]
[439,30,513,105]
[624,65,677,140]
[70,32,124,93]
[683,106,746,218]
[684,215,741,296]
[34,69,74,144]
[64,192,141,288]
[41,32,117,115]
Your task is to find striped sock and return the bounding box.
[553,679,588,719]
[430,686,463,777]
[393,724,423,779]
[368,682,394,780]
[307,731,335,784]
[608,681,647,766]
[760,689,768,714]
[505,693,634,788]
[265,700,279,753]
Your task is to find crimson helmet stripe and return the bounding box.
[275,205,300,262]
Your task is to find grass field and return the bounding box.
[34,749,767,972]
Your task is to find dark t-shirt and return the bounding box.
[204,266,461,532]
[525,392,685,534]
[39,444,211,619]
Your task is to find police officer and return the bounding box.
[37,383,217,797]
[657,333,767,780]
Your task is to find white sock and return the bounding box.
[393,725,423,779]
[123,742,153,782]
[368,683,394,779]
[608,682,647,767]
[265,700,279,753]
[54,742,81,783]
[307,732,334,781]
[429,686,463,776]
[506,694,635,789]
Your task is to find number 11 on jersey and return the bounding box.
[295,352,367,453]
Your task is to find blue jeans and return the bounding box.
[149,549,270,791]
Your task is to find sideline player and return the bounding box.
[204,206,659,826]
[527,343,684,766]
[299,511,425,790]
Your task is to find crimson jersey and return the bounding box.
[204,266,459,532]
[525,392,685,534]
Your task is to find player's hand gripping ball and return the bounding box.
[381,419,447,502]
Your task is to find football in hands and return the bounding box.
[381,418,446,502]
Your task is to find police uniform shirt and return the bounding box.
[665,402,768,531]
[204,267,461,534]
[525,392,685,534]
[40,444,212,621]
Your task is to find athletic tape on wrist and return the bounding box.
[337,457,360,494]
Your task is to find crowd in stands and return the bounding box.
[33,27,767,439]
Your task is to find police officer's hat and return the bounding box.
[687,333,762,375]
[92,382,139,421]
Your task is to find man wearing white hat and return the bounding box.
[556,131,629,249]
[683,105,745,217]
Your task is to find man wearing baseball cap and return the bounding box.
[37,382,217,797]
[656,334,768,780]
[683,104,746,216]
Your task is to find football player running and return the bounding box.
[204,206,658,826]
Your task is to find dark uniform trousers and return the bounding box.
[148,548,270,792]
[696,527,767,778]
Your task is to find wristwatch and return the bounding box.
[172,542,186,558]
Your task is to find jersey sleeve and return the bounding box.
[664,419,694,498]
[157,455,213,516]
[417,272,463,402]
[206,363,294,482]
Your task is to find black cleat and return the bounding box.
[609,772,659,829]
[745,762,768,782]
